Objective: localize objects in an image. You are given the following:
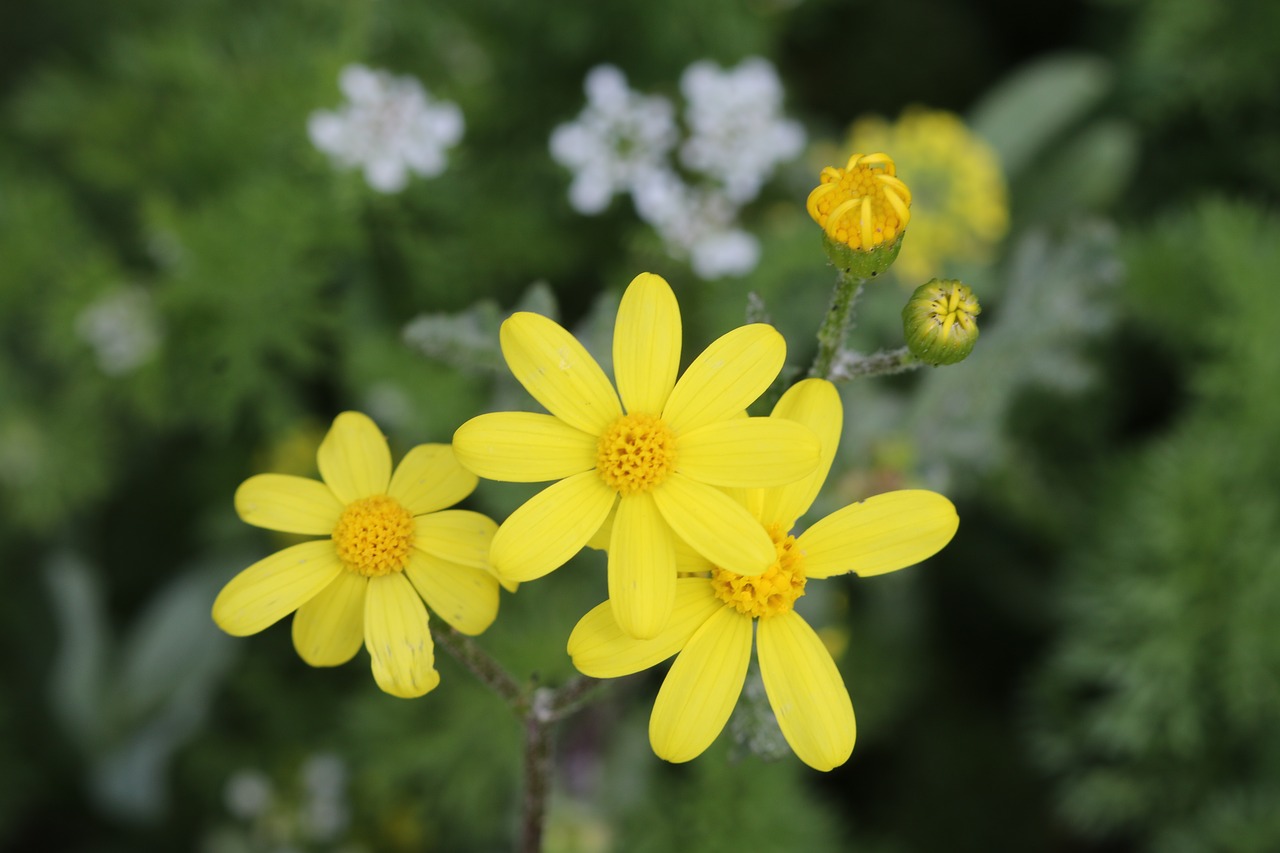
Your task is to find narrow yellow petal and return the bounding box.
[317,412,392,503]
[674,532,715,574]
[757,611,856,771]
[799,490,959,579]
[662,325,785,433]
[404,550,499,636]
[676,417,820,488]
[569,579,722,677]
[291,570,366,666]
[212,541,344,636]
[500,312,622,435]
[364,573,439,698]
[613,273,681,415]
[649,605,752,763]
[452,412,597,482]
[607,492,677,639]
[387,444,477,515]
[489,471,616,582]
[235,474,343,535]
[412,510,497,570]
[653,474,775,576]
[759,379,843,529]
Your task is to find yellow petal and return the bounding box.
[291,570,366,666]
[757,611,856,771]
[649,605,752,763]
[387,444,477,515]
[674,531,714,574]
[489,471,616,582]
[586,503,615,551]
[412,510,497,570]
[613,273,681,415]
[608,492,677,639]
[500,312,622,435]
[234,474,344,535]
[404,550,499,636]
[653,474,775,576]
[799,490,959,579]
[212,541,344,636]
[452,412,597,482]
[569,578,722,677]
[662,325,785,433]
[676,417,820,488]
[317,412,392,503]
[364,573,439,698]
[759,379,843,529]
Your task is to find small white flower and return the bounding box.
[224,769,274,821]
[549,65,678,214]
[308,64,465,193]
[74,287,162,376]
[632,169,760,279]
[679,57,806,204]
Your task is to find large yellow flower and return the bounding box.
[452,272,820,640]
[212,412,500,699]
[568,379,958,771]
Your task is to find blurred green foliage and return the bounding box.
[1,0,1277,851]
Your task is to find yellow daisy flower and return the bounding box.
[567,379,958,770]
[452,272,820,640]
[212,412,500,699]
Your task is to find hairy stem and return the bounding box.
[810,269,867,380]
[830,346,925,381]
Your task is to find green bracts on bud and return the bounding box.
[903,279,980,365]
[821,230,905,279]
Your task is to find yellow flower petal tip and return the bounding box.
[807,152,910,277]
[214,411,501,697]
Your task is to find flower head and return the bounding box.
[549,65,678,215]
[212,412,500,698]
[452,273,820,639]
[807,152,912,277]
[568,379,958,770]
[308,65,464,194]
[903,278,982,365]
[843,109,1008,282]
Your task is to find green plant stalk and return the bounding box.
[831,346,924,380]
[810,270,867,380]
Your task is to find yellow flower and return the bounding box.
[807,152,912,251]
[843,108,1008,282]
[452,272,820,640]
[568,379,958,771]
[212,412,500,699]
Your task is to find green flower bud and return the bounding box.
[903,279,980,365]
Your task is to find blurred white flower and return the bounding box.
[549,65,678,214]
[308,64,464,194]
[300,753,349,842]
[224,769,274,820]
[74,287,162,376]
[632,169,760,280]
[680,57,806,204]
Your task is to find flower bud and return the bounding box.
[806,152,911,278]
[903,279,981,365]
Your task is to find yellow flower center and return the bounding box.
[595,412,677,496]
[331,495,415,577]
[923,280,980,340]
[806,152,912,251]
[711,524,806,619]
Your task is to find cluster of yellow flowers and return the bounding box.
[213,164,960,772]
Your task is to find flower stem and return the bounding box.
[810,269,867,380]
[430,623,523,707]
[830,346,925,381]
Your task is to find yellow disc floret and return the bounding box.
[596,412,677,496]
[711,524,806,619]
[807,152,912,251]
[332,494,415,577]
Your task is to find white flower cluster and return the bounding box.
[308,64,464,194]
[550,58,806,280]
[74,287,162,376]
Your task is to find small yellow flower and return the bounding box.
[212,412,500,699]
[807,152,911,278]
[843,108,1008,282]
[568,379,958,771]
[452,273,821,640]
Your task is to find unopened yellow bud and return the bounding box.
[903,279,980,365]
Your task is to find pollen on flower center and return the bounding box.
[806,152,912,250]
[710,524,806,619]
[332,494,415,577]
[595,412,677,496]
